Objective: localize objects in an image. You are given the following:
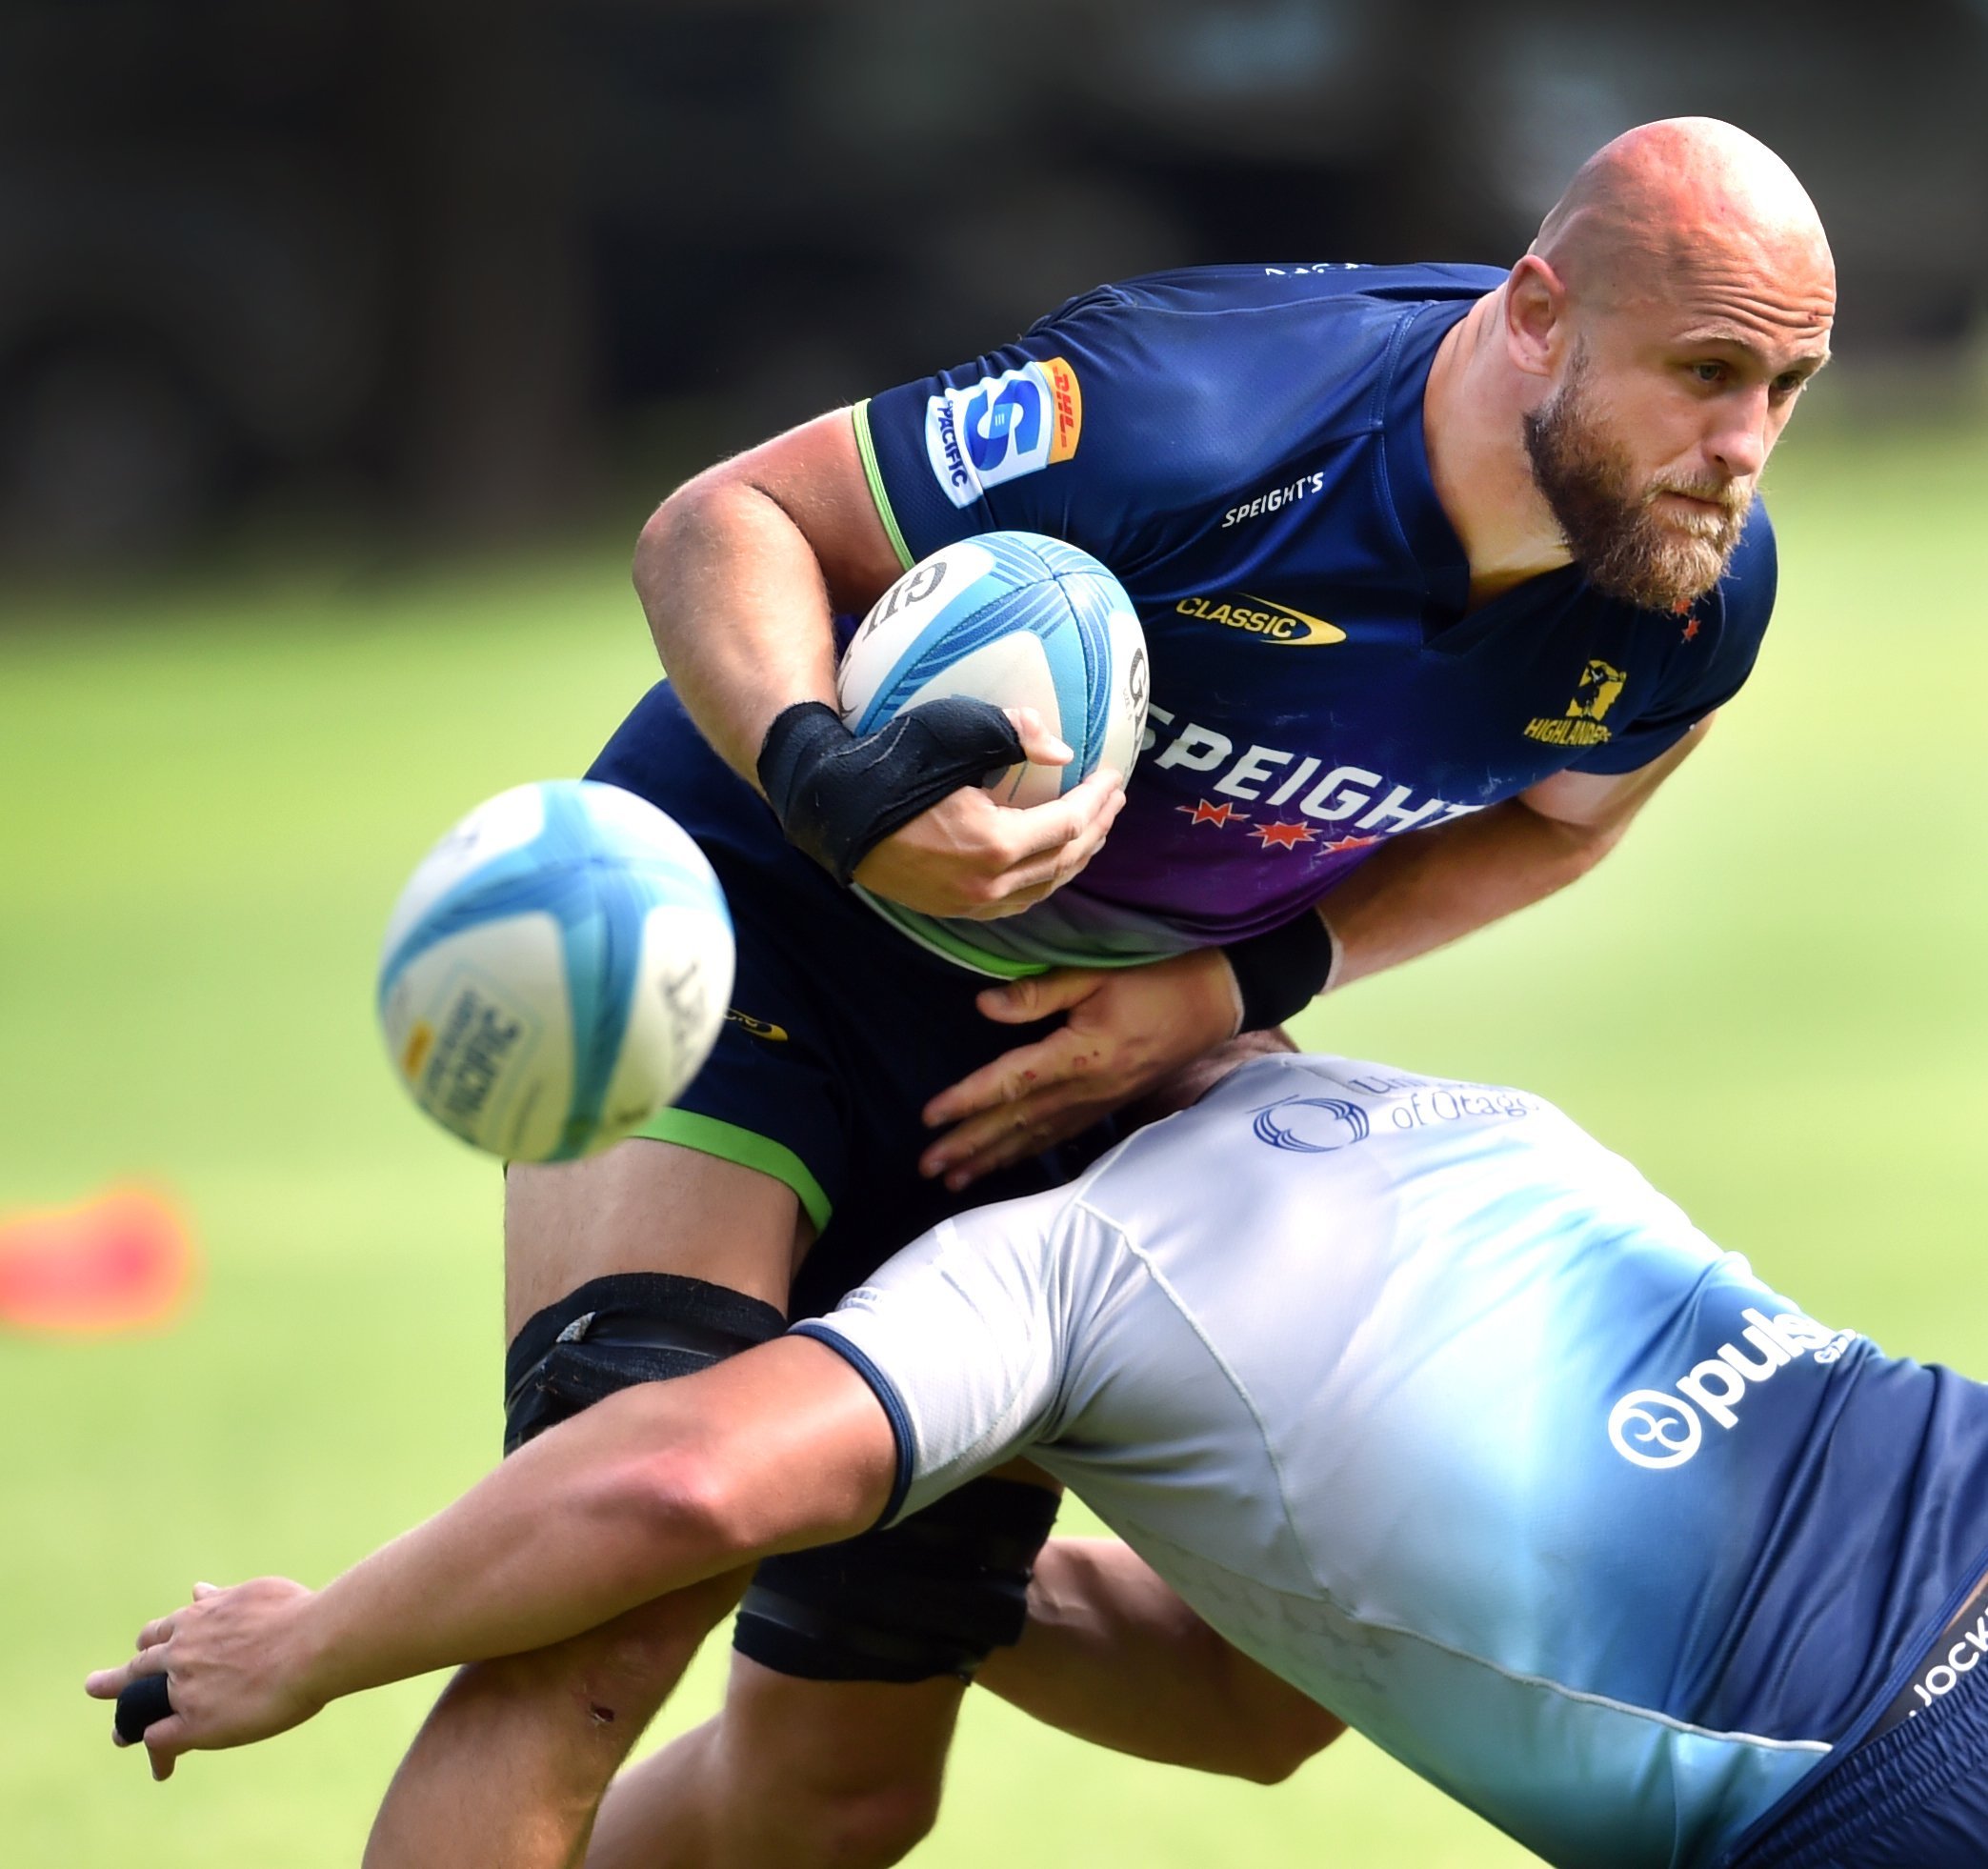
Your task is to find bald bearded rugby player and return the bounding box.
[110,117,1844,1869]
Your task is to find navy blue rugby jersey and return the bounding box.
[852,263,1777,973]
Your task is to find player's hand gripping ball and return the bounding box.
[376,781,733,1161]
[837,531,1149,804]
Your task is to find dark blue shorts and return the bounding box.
[587,679,1116,1318]
[1727,1680,1988,1866]
[1727,1564,1988,1868]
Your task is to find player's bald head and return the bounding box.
[1531,118,1834,337]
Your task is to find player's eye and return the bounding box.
[1687,361,1728,386]
[1771,371,1807,397]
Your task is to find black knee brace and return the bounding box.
[733,1476,1062,1684]
[503,1272,787,1455]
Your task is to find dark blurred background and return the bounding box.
[3,0,1984,575]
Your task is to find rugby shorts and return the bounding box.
[1727,1561,1988,1867]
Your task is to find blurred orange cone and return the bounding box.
[0,1189,198,1335]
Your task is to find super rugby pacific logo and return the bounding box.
[1607,1306,1857,1471]
[924,358,1081,510]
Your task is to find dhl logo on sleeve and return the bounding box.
[925,356,1082,508]
[1042,355,1082,462]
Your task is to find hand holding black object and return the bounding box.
[758,698,1027,887]
[115,1673,173,1745]
[88,1576,325,1779]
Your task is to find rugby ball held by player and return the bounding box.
[103,116,1845,1869]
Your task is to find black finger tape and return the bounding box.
[115,1674,174,1744]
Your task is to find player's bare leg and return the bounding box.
[587,1659,967,1869]
[500,1136,800,1329]
[582,1456,1057,1869]
[363,1574,747,1869]
[581,1538,1336,1869]
[362,1140,804,1869]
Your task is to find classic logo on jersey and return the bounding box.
[725,1008,789,1043]
[1524,659,1628,748]
[924,357,1082,510]
[1606,1305,1857,1470]
[1175,593,1346,646]
[1144,704,1482,840]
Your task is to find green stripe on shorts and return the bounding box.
[852,400,915,571]
[631,1110,833,1235]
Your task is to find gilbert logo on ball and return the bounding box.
[376,781,733,1161]
[838,531,1149,806]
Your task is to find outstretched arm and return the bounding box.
[85,1337,893,1777]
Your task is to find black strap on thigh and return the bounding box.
[503,1271,787,1455]
[733,1475,1062,1684]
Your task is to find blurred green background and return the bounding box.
[4,414,1984,1865]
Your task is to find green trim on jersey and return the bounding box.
[853,401,915,571]
[853,887,1048,978]
[630,1109,833,1234]
[852,886,1163,979]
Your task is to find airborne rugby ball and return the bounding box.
[837,531,1148,806]
[376,781,733,1162]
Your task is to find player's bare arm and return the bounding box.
[919,727,1707,1187]
[633,412,894,774]
[633,411,1123,919]
[1318,717,1712,990]
[979,1537,1344,1782]
[85,1338,892,1780]
[919,950,1242,1189]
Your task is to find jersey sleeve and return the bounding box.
[1570,509,1778,774]
[791,1190,1118,1524]
[853,286,1258,577]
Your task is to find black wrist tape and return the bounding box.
[1222,911,1338,1032]
[757,697,1025,886]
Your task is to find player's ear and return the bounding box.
[1504,255,1567,380]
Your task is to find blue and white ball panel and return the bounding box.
[376,780,734,1162]
[837,531,1148,809]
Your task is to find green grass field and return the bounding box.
[6,419,1986,1866]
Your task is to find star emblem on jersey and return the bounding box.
[1681,616,1701,642]
[1251,821,1316,851]
[1177,799,1251,828]
[1320,834,1378,854]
